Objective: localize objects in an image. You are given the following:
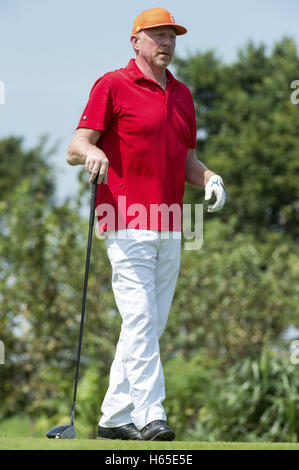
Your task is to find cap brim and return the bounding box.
[139,23,187,36]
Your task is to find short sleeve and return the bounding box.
[77,76,114,132]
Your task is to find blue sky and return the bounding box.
[0,0,298,202]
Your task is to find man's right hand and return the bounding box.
[85,149,109,184]
[67,128,109,184]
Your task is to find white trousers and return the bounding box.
[98,229,181,430]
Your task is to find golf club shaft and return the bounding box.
[70,176,99,425]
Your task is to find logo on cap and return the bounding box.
[170,15,175,23]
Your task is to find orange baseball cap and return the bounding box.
[132,7,187,36]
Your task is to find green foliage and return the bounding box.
[76,362,109,438]
[176,37,299,239]
[0,136,119,422]
[162,219,299,366]
[164,351,220,439]
[190,347,299,442]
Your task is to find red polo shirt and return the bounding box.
[77,58,197,235]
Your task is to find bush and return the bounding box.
[188,346,299,442]
[164,351,219,439]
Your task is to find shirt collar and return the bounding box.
[125,58,176,90]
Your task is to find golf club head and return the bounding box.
[46,424,76,439]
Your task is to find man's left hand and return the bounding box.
[204,174,226,212]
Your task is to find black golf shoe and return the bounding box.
[97,423,143,440]
[140,420,175,441]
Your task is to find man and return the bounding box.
[67,7,226,441]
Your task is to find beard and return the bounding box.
[153,51,173,68]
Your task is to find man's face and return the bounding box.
[133,26,176,70]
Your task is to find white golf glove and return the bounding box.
[204,174,226,212]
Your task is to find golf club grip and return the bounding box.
[70,175,99,425]
[89,177,98,226]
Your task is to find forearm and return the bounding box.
[66,129,108,183]
[185,153,215,187]
[67,138,99,165]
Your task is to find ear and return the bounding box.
[130,34,140,53]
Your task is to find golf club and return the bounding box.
[46,174,99,439]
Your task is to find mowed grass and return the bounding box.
[1,438,299,450]
[1,417,299,450]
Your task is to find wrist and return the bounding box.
[204,171,216,186]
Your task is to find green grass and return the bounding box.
[1,416,299,450]
[1,438,299,450]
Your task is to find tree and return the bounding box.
[0,137,119,424]
[175,37,299,239]
[160,38,299,369]
[161,219,299,367]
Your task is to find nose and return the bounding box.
[161,35,175,51]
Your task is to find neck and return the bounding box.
[135,56,167,88]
